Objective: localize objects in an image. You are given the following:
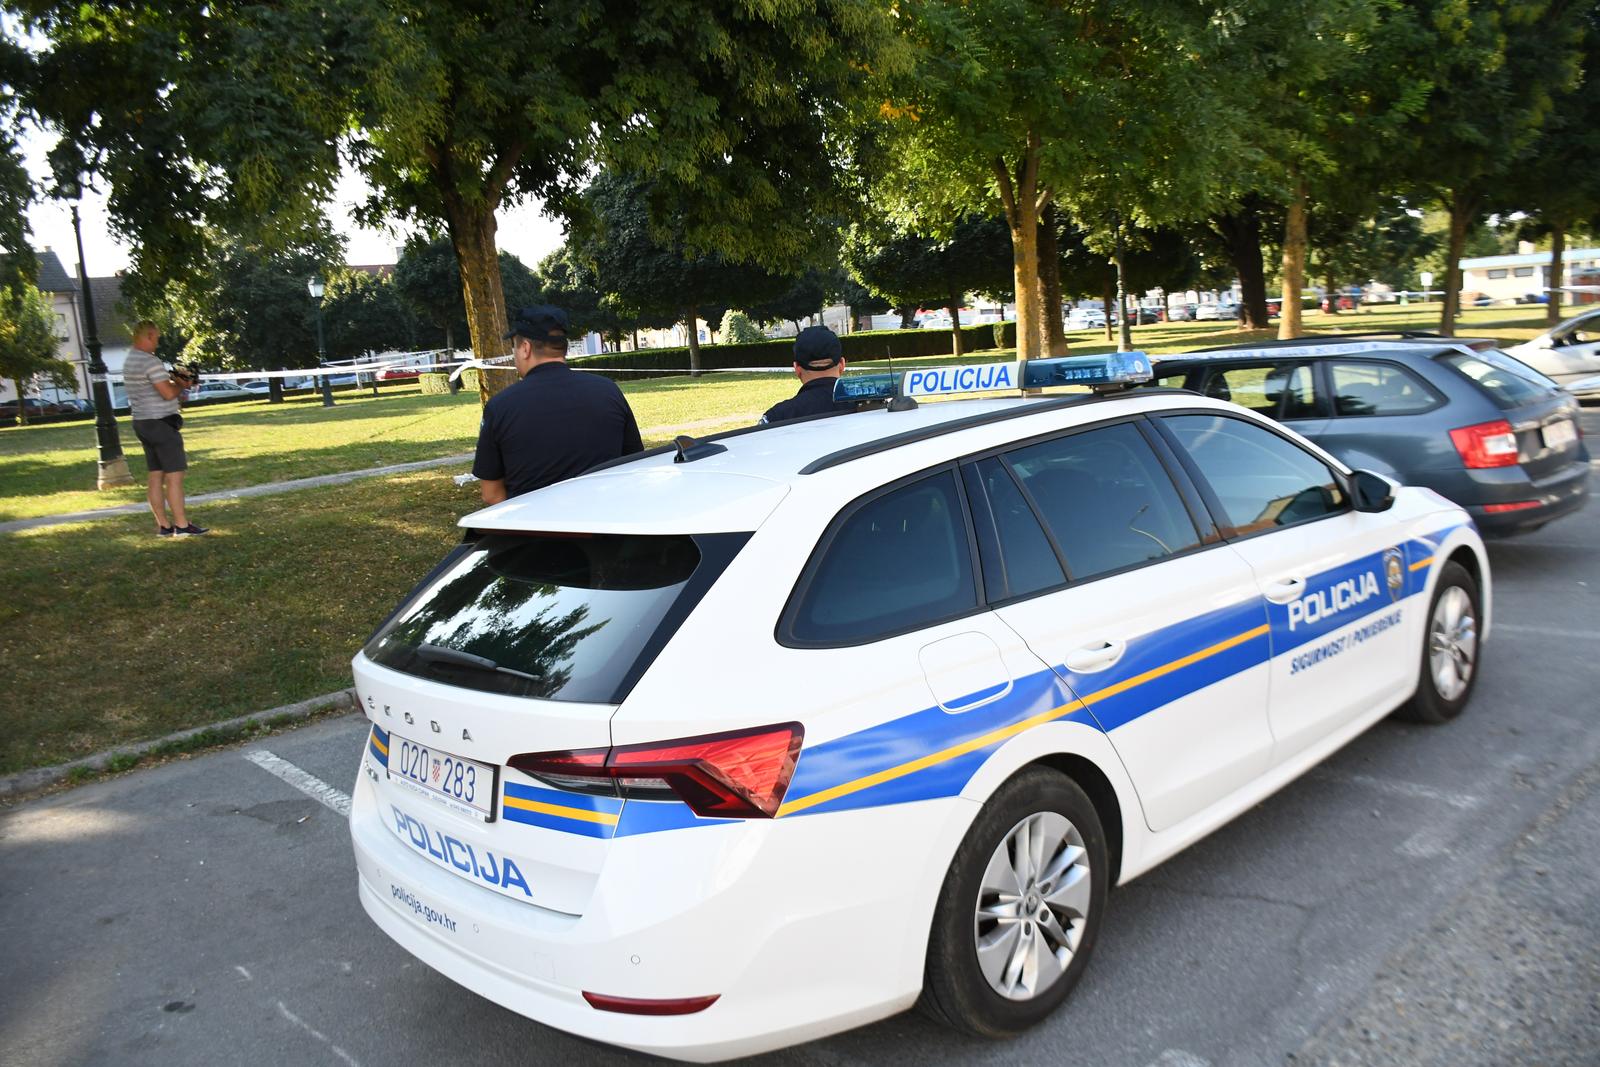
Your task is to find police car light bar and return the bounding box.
[831,353,1152,405]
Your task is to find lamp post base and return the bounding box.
[97,456,135,490]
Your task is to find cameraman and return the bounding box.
[124,320,207,537]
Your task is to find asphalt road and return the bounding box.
[4,407,1597,1067]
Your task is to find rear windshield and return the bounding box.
[1436,349,1560,409]
[365,532,746,704]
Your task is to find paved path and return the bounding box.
[0,411,764,536]
[0,454,474,535]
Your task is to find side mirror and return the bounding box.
[1351,469,1396,513]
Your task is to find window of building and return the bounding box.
[1486,268,1509,280]
[1513,266,1534,278]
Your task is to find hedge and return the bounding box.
[571,323,1012,380]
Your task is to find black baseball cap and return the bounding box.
[504,305,569,344]
[794,325,842,370]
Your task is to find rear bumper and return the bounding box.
[1421,451,1591,537]
[350,765,974,1061]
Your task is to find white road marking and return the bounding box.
[1314,771,1482,811]
[244,750,351,816]
[234,965,252,982]
[1147,1051,1212,1067]
[1495,623,1600,641]
[276,1001,361,1067]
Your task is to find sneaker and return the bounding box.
[157,525,175,538]
[172,523,210,536]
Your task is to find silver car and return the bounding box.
[1505,308,1600,400]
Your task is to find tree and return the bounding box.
[321,270,418,361]
[1504,16,1600,325]
[0,36,36,296]
[1392,0,1589,334]
[573,171,790,370]
[393,237,468,352]
[843,215,1013,354]
[873,0,1233,361]
[169,237,336,389]
[719,310,766,345]
[746,269,834,335]
[20,1,897,399]
[346,0,896,393]
[0,282,74,424]
[16,1,347,299]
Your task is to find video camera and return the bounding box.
[172,360,203,386]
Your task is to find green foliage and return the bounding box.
[718,310,766,345]
[0,282,75,404]
[17,0,350,292]
[845,214,1014,310]
[572,324,1002,380]
[0,36,36,297]
[322,270,420,360]
[169,238,329,371]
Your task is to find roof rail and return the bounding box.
[797,391,1188,475]
[578,405,857,477]
[1185,331,1497,355]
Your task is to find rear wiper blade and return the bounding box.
[413,643,543,682]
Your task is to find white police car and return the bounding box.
[348,354,1489,1061]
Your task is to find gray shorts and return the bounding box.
[132,416,187,473]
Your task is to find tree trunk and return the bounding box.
[444,322,454,353]
[1279,179,1308,339]
[1440,192,1475,337]
[1038,204,1068,356]
[13,378,25,425]
[898,305,917,329]
[684,306,702,373]
[1114,218,1132,353]
[994,138,1046,362]
[1548,224,1565,327]
[268,369,283,404]
[947,290,965,357]
[1213,207,1270,330]
[1102,276,1115,343]
[1324,269,1339,315]
[443,198,512,402]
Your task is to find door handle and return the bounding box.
[1065,640,1126,674]
[1265,577,1306,604]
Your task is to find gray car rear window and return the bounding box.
[1436,349,1560,409]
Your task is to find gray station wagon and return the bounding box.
[1146,335,1589,537]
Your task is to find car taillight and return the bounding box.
[582,992,720,1015]
[1449,419,1519,468]
[509,722,804,819]
[1483,500,1540,513]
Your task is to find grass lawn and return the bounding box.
[0,300,1559,775]
[0,373,795,523]
[0,470,473,774]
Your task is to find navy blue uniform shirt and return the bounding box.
[760,377,854,425]
[472,361,644,498]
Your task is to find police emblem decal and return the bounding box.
[1383,547,1405,602]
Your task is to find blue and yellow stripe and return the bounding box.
[368,724,390,768]
[502,781,622,839]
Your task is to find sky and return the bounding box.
[20,122,569,280]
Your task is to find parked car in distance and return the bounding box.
[1503,308,1600,401]
[240,379,271,394]
[1194,303,1226,321]
[186,381,258,403]
[1147,334,1590,536]
[1165,303,1196,322]
[1067,307,1107,330]
[0,396,72,418]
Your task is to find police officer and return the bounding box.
[759,325,855,424]
[472,305,643,504]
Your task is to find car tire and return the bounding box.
[918,766,1108,1038]
[1397,560,1480,724]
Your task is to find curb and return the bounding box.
[0,687,360,799]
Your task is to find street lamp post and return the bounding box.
[60,179,133,489]
[307,275,334,407]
